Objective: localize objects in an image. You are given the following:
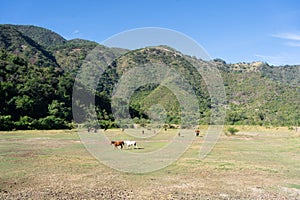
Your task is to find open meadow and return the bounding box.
[0,126,300,199]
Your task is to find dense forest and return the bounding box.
[0,24,299,130]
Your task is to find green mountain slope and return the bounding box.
[7,24,66,47]
[48,39,99,72]
[107,46,211,125]
[223,71,299,126]
[261,64,300,87]
[0,24,299,130]
[0,25,58,67]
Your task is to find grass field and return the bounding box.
[0,126,299,199]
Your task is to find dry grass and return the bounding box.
[0,127,299,199]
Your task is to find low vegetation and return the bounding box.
[226,127,239,135]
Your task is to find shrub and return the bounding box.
[14,116,34,130]
[0,115,13,131]
[227,127,239,135]
[33,116,69,130]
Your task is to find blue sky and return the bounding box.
[1,0,300,65]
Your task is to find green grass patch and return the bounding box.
[288,183,300,189]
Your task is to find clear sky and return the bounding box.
[1,0,300,65]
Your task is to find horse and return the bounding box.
[87,127,97,133]
[195,129,200,136]
[111,141,124,149]
[124,140,137,149]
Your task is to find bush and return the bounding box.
[0,115,13,130]
[33,116,69,130]
[227,127,239,135]
[14,116,34,130]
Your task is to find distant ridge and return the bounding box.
[0,24,59,67]
[5,24,67,47]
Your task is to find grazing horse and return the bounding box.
[195,129,200,136]
[111,141,124,149]
[124,140,137,149]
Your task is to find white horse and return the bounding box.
[124,140,137,149]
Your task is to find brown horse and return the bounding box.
[111,141,124,149]
[195,129,200,136]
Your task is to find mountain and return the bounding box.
[107,48,299,127]
[213,59,300,86]
[223,68,299,126]
[48,39,99,72]
[260,64,300,87]
[0,24,299,130]
[49,38,130,72]
[0,25,58,67]
[99,46,211,125]
[6,24,67,47]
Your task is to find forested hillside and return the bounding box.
[8,24,67,47]
[0,25,58,67]
[0,24,299,130]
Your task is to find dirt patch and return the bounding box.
[7,150,37,158]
